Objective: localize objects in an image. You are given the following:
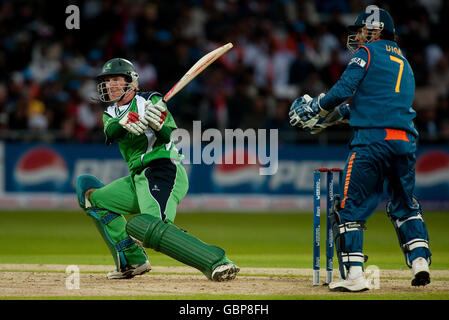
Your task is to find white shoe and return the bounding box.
[211,263,240,282]
[329,266,370,292]
[411,257,430,286]
[107,260,151,279]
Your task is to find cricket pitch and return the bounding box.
[1,264,448,298]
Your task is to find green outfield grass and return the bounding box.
[1,210,448,270]
[1,210,449,301]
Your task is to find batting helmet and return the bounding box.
[347,6,396,53]
[96,58,139,103]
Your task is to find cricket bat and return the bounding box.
[163,42,233,102]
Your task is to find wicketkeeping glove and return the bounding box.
[308,103,350,134]
[144,99,168,132]
[289,93,328,129]
[118,111,149,136]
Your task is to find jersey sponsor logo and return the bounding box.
[349,57,367,68]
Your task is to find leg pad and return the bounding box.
[86,207,148,271]
[75,175,104,209]
[126,214,228,279]
[330,195,367,279]
[386,198,431,267]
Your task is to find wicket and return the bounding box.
[313,167,343,286]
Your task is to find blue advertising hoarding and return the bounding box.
[1,142,448,209]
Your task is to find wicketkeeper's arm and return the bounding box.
[319,48,368,110]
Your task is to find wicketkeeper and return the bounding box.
[76,58,239,281]
[289,6,431,291]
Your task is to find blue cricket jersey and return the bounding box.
[320,39,418,137]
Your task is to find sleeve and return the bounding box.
[320,47,370,110]
[337,104,350,120]
[103,113,127,145]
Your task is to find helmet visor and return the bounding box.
[96,77,132,103]
[346,27,382,53]
[346,33,360,54]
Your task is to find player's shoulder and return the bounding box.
[103,104,116,118]
[136,91,163,101]
[362,39,390,49]
[363,40,403,55]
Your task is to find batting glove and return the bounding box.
[144,100,168,132]
[119,111,149,136]
[309,104,350,134]
[289,93,328,129]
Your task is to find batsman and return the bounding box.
[289,6,431,291]
[75,57,239,281]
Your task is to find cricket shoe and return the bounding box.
[107,260,151,280]
[211,263,240,282]
[411,257,430,286]
[329,267,370,292]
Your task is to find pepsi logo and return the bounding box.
[14,147,69,188]
[212,148,265,187]
[415,150,449,187]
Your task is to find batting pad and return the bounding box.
[86,208,148,271]
[75,174,104,209]
[126,214,229,279]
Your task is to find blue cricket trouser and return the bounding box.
[338,129,431,267]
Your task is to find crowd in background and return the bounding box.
[1,0,449,144]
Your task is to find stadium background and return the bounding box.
[1,0,449,301]
[0,0,448,211]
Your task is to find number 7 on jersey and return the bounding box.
[390,55,404,93]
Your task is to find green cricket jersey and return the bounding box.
[102,91,183,176]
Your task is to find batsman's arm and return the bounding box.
[103,114,127,145]
[147,93,175,144]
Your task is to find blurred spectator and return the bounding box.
[133,51,158,91]
[226,73,253,130]
[439,120,449,141]
[415,106,439,141]
[428,53,449,96]
[325,49,345,86]
[241,93,268,130]
[1,0,448,144]
[304,71,327,97]
[288,44,314,90]
[27,96,48,131]
[264,98,297,144]
[0,83,8,132]
[27,42,61,84]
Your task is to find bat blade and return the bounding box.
[164,43,233,102]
